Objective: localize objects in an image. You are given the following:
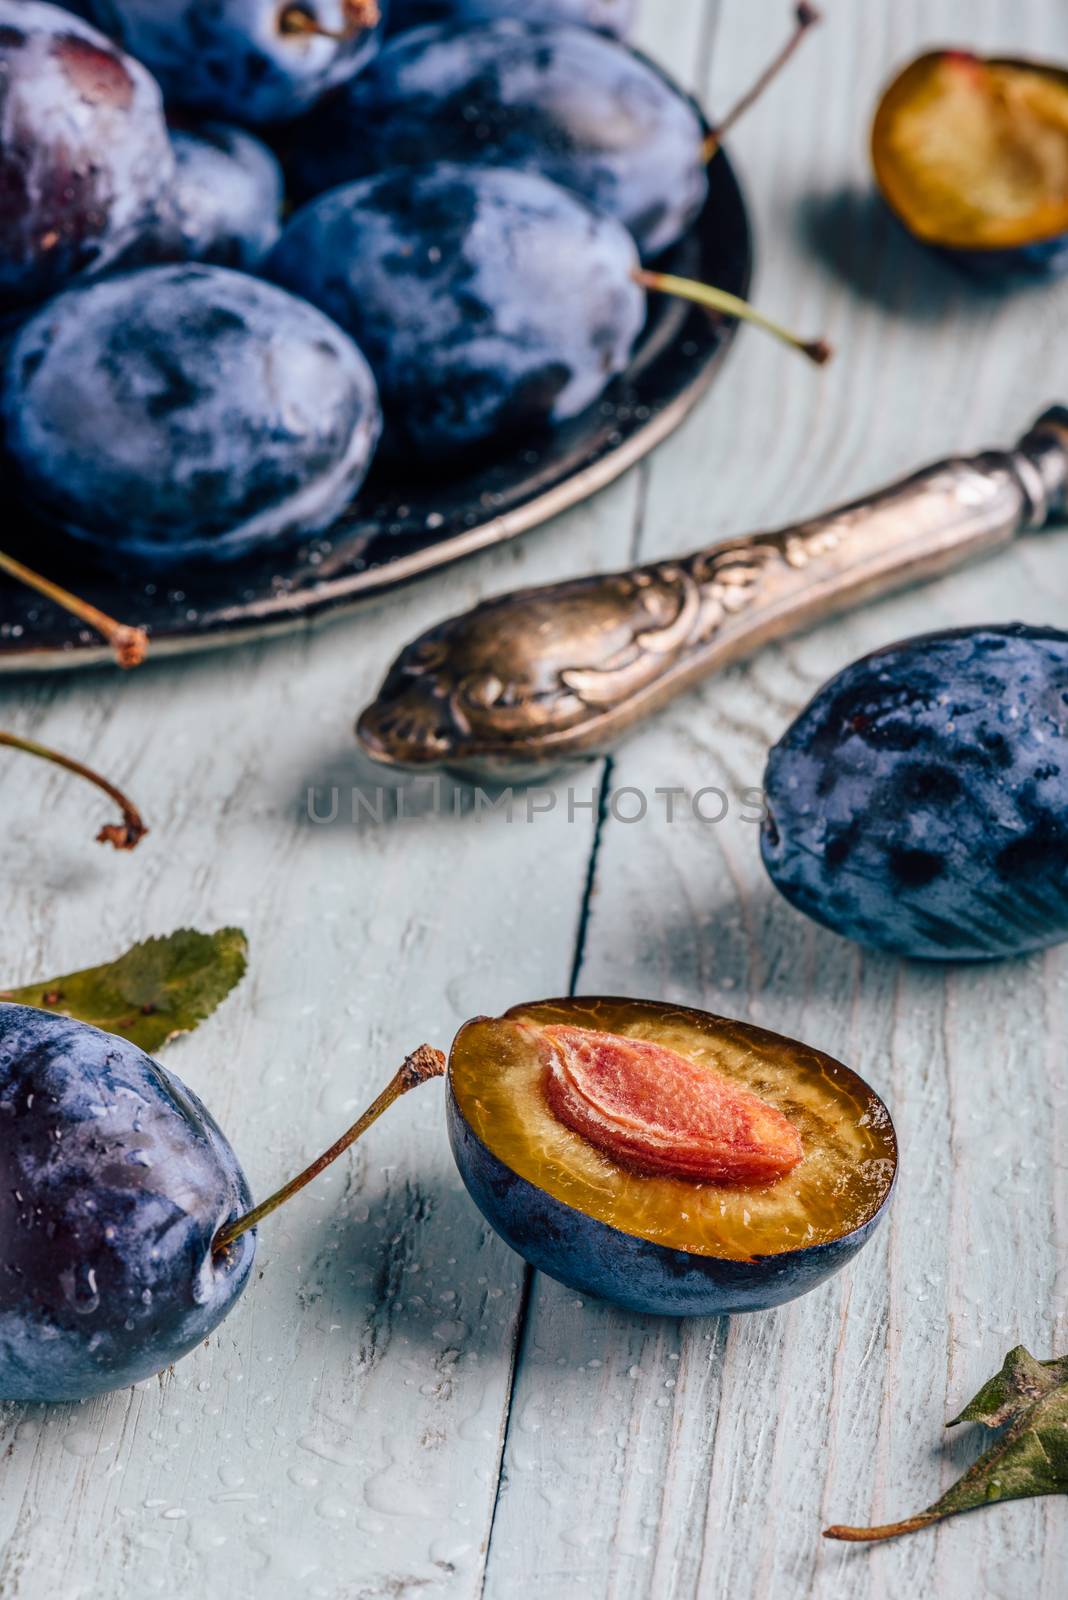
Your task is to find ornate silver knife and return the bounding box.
[357,409,1068,780]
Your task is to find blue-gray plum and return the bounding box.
[283,20,707,258]
[761,624,1068,961]
[170,123,284,268]
[267,164,645,460]
[387,0,635,36]
[85,0,387,123]
[0,1005,255,1402]
[2,264,381,566]
[0,1,174,311]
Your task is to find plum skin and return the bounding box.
[387,0,635,36]
[2,263,382,565]
[447,1084,894,1317]
[0,1005,255,1403]
[761,624,1068,961]
[84,0,387,124]
[169,123,284,269]
[283,20,707,259]
[0,1,174,310]
[941,236,1068,281]
[267,164,645,460]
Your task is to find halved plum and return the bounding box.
[447,998,897,1316]
[872,50,1068,276]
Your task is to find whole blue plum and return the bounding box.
[388,0,634,37]
[283,20,707,259]
[267,164,645,459]
[2,264,381,565]
[170,123,284,268]
[0,1,174,310]
[0,1005,255,1402]
[85,0,386,123]
[761,624,1068,961]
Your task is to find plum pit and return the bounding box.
[538,1023,803,1187]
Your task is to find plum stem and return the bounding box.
[634,269,831,365]
[279,0,380,41]
[0,549,147,668]
[702,3,821,162]
[212,1043,446,1256]
[0,730,148,850]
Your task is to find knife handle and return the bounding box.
[357,409,1068,779]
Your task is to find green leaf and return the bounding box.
[0,928,248,1054]
[825,1345,1068,1544]
[951,1345,1068,1428]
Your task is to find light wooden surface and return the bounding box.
[1,2,1067,1596]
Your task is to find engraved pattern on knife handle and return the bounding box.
[357,411,1068,777]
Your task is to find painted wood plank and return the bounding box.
[0,417,645,1596]
[1,0,1066,1596]
[483,0,1068,1596]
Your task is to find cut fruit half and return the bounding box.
[446,999,898,1316]
[449,999,896,1263]
[873,50,1068,253]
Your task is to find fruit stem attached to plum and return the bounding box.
[0,550,148,668]
[0,730,148,850]
[702,3,821,162]
[634,269,831,365]
[278,0,380,41]
[212,1043,446,1257]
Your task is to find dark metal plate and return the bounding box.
[0,153,752,671]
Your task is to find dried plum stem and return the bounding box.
[634,269,831,365]
[212,1044,446,1256]
[823,1514,939,1544]
[0,730,148,850]
[278,0,379,40]
[0,549,147,668]
[702,3,821,162]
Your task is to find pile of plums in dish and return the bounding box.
[0,0,823,575]
[0,995,896,1400]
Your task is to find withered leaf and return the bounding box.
[825,1345,1068,1543]
[0,928,248,1053]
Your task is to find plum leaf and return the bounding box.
[0,928,248,1053]
[825,1345,1068,1543]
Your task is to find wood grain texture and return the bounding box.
[1,1,1067,1596]
[483,0,1068,1596]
